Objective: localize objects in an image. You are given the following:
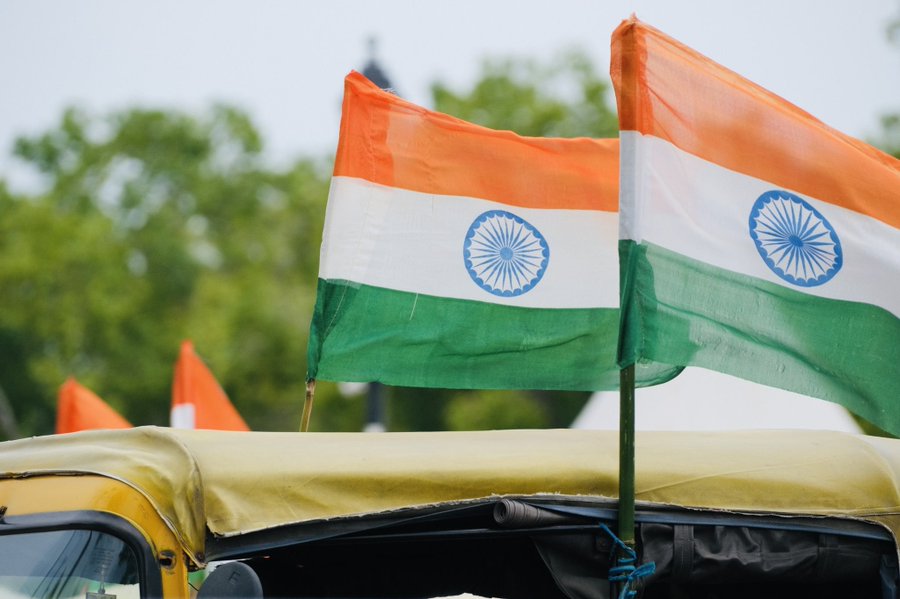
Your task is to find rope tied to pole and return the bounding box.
[599,522,656,599]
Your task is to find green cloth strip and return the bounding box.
[618,240,900,435]
[309,279,679,391]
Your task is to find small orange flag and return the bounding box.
[171,340,249,431]
[56,378,131,434]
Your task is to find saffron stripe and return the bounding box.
[333,71,619,212]
[611,18,900,228]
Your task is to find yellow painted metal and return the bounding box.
[2,427,900,566]
[0,475,190,598]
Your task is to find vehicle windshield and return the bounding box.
[0,529,140,599]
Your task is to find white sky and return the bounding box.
[1,0,898,185]
[0,0,896,430]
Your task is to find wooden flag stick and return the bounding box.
[300,379,316,432]
[618,364,636,547]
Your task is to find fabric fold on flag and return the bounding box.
[308,71,679,391]
[171,340,249,431]
[56,377,131,434]
[611,17,900,434]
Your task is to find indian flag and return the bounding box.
[171,340,249,431]
[307,72,678,391]
[611,19,900,433]
[56,378,131,434]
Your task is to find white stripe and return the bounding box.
[621,132,900,317]
[171,404,195,429]
[319,177,619,309]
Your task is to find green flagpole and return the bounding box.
[618,364,636,547]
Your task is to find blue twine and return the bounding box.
[599,523,656,599]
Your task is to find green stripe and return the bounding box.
[619,240,900,435]
[308,279,679,391]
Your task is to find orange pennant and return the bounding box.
[56,378,131,434]
[171,340,249,431]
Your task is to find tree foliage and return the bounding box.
[874,5,900,159]
[431,49,618,139]
[872,114,900,159]
[1,105,333,435]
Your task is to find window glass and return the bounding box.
[0,529,140,599]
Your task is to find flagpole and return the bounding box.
[300,379,316,432]
[618,364,636,547]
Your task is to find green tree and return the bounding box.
[431,49,618,139]
[874,6,900,159]
[1,105,337,436]
[872,114,900,159]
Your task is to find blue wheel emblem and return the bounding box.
[749,190,842,287]
[463,210,549,297]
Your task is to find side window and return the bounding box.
[0,529,141,598]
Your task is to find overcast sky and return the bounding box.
[1,1,897,428]
[1,0,898,186]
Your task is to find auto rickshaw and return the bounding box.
[0,426,898,598]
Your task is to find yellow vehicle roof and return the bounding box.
[1,427,899,565]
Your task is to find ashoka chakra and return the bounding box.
[463,210,549,297]
[748,190,842,287]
